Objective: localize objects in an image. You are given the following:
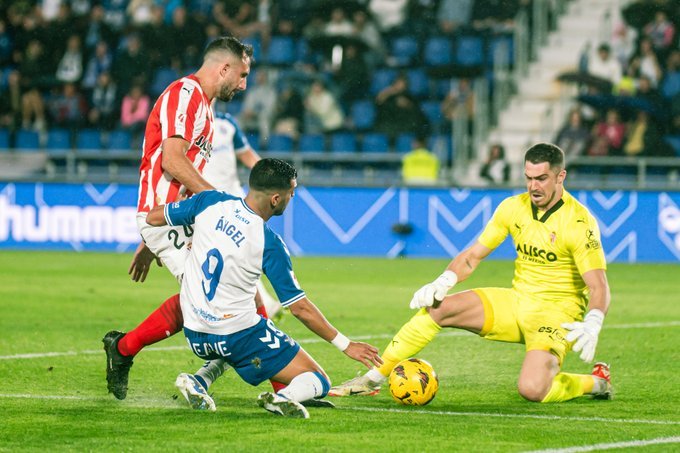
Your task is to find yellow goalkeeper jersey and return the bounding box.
[477,190,606,306]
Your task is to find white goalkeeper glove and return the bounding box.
[561,309,605,363]
[409,270,458,310]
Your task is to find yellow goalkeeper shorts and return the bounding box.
[473,287,583,364]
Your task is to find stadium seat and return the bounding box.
[455,35,485,67]
[267,36,296,65]
[242,36,262,62]
[296,38,312,64]
[361,133,389,153]
[246,132,260,149]
[15,129,40,151]
[665,135,680,157]
[150,67,179,97]
[299,134,325,153]
[422,101,445,131]
[46,128,71,152]
[108,130,132,152]
[266,134,293,152]
[0,128,9,150]
[407,68,429,98]
[391,36,419,66]
[424,37,453,66]
[76,129,103,150]
[395,133,416,153]
[370,69,397,96]
[330,132,358,153]
[351,100,376,130]
[661,73,680,99]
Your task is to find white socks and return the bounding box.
[366,368,387,383]
[278,372,327,402]
[194,359,231,389]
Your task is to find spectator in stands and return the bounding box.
[48,82,87,131]
[82,41,113,91]
[479,143,510,185]
[636,75,666,117]
[352,10,385,68]
[643,10,675,60]
[613,57,640,96]
[325,7,354,36]
[271,0,308,37]
[402,137,440,186]
[441,78,475,131]
[623,111,666,157]
[437,0,473,34]
[610,19,637,69]
[273,84,305,140]
[141,5,171,70]
[239,70,277,139]
[471,0,519,31]
[332,44,370,103]
[587,43,622,89]
[18,40,50,132]
[56,34,84,84]
[88,72,118,130]
[120,83,150,148]
[82,5,117,53]
[0,19,12,66]
[375,73,429,141]
[0,70,22,131]
[304,79,345,134]
[637,37,663,88]
[44,3,76,69]
[168,6,205,70]
[112,33,149,100]
[368,0,408,34]
[213,1,269,42]
[555,109,591,158]
[127,0,155,26]
[589,109,625,156]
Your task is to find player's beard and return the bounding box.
[216,83,237,102]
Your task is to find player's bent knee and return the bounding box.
[313,371,331,397]
[517,379,550,402]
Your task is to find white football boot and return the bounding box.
[175,373,216,411]
[257,392,309,419]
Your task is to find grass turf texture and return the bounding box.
[0,251,678,452]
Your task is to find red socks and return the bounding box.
[256,305,287,392]
[117,294,183,357]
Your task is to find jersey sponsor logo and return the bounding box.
[234,209,250,224]
[537,325,567,345]
[516,242,558,262]
[214,216,246,247]
[195,134,213,159]
[585,229,601,250]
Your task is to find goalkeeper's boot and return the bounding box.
[301,398,335,409]
[591,362,613,400]
[327,374,381,397]
[258,392,309,419]
[175,373,216,411]
[102,330,134,400]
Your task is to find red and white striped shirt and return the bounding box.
[137,74,214,213]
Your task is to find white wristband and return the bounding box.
[331,332,350,351]
[439,270,458,288]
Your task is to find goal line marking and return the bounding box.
[523,435,680,452]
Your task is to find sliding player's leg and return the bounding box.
[329,289,486,397]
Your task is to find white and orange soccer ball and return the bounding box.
[388,358,439,406]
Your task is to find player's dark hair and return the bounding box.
[524,143,565,171]
[204,36,254,62]
[249,158,297,192]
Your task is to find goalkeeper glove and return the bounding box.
[409,270,458,310]
[561,309,605,363]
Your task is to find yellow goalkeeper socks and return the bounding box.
[376,308,442,377]
[541,373,593,403]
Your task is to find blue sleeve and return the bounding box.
[231,117,250,152]
[262,225,305,307]
[164,191,231,226]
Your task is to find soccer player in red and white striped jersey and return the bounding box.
[103,37,254,401]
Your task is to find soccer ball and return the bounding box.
[388,358,439,406]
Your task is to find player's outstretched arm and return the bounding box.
[237,147,261,169]
[162,136,215,194]
[128,242,162,282]
[410,241,492,309]
[562,268,610,362]
[288,297,383,369]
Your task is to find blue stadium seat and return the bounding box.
[330,132,357,153]
[108,130,132,152]
[46,128,71,152]
[150,67,179,97]
[424,37,452,66]
[407,68,429,98]
[665,135,680,156]
[391,36,419,66]
[0,128,9,150]
[422,101,445,131]
[299,134,325,152]
[243,37,262,62]
[296,38,312,63]
[370,69,397,96]
[661,73,680,99]
[267,36,296,65]
[76,129,103,150]
[246,132,260,149]
[15,129,40,151]
[395,133,416,153]
[361,133,389,153]
[455,35,485,67]
[351,100,376,130]
[266,134,293,152]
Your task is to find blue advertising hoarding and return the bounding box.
[1,182,679,263]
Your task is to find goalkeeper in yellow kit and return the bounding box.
[330,143,613,402]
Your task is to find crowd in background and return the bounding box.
[0,0,525,153]
[554,0,680,160]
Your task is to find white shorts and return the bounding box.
[136,212,193,282]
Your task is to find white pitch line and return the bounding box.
[341,406,680,426]
[524,436,680,452]
[1,321,678,361]
[0,393,678,428]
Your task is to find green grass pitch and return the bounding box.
[0,251,678,452]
